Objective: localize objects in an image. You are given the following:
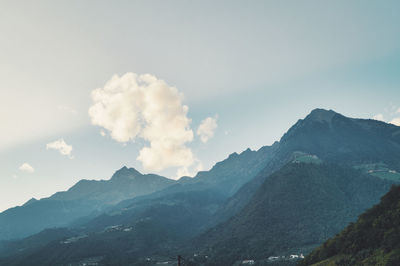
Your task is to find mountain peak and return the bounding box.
[23,198,38,206]
[305,108,337,123]
[228,152,239,158]
[111,166,142,181]
[241,148,253,154]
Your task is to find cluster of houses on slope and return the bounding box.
[103,224,133,233]
[237,253,305,264]
[60,224,133,245]
[60,234,88,244]
[267,253,305,261]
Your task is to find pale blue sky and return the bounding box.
[1,0,400,211]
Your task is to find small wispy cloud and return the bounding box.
[46,139,74,159]
[197,116,218,143]
[19,163,35,173]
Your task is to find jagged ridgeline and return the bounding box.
[300,185,400,266]
[1,108,400,266]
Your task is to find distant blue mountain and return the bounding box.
[0,167,174,240]
[0,142,274,241]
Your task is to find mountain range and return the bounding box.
[1,108,400,266]
[0,167,174,240]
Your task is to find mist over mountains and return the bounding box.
[1,108,400,265]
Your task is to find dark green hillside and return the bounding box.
[299,185,400,266]
[195,163,391,265]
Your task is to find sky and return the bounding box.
[1,0,400,212]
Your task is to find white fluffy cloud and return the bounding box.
[19,163,35,173]
[197,116,218,143]
[89,73,195,173]
[46,139,73,158]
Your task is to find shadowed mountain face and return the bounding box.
[279,108,400,168]
[300,185,400,266]
[0,167,175,240]
[217,108,400,224]
[189,145,275,196]
[195,163,391,265]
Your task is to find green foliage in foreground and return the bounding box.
[299,185,400,266]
